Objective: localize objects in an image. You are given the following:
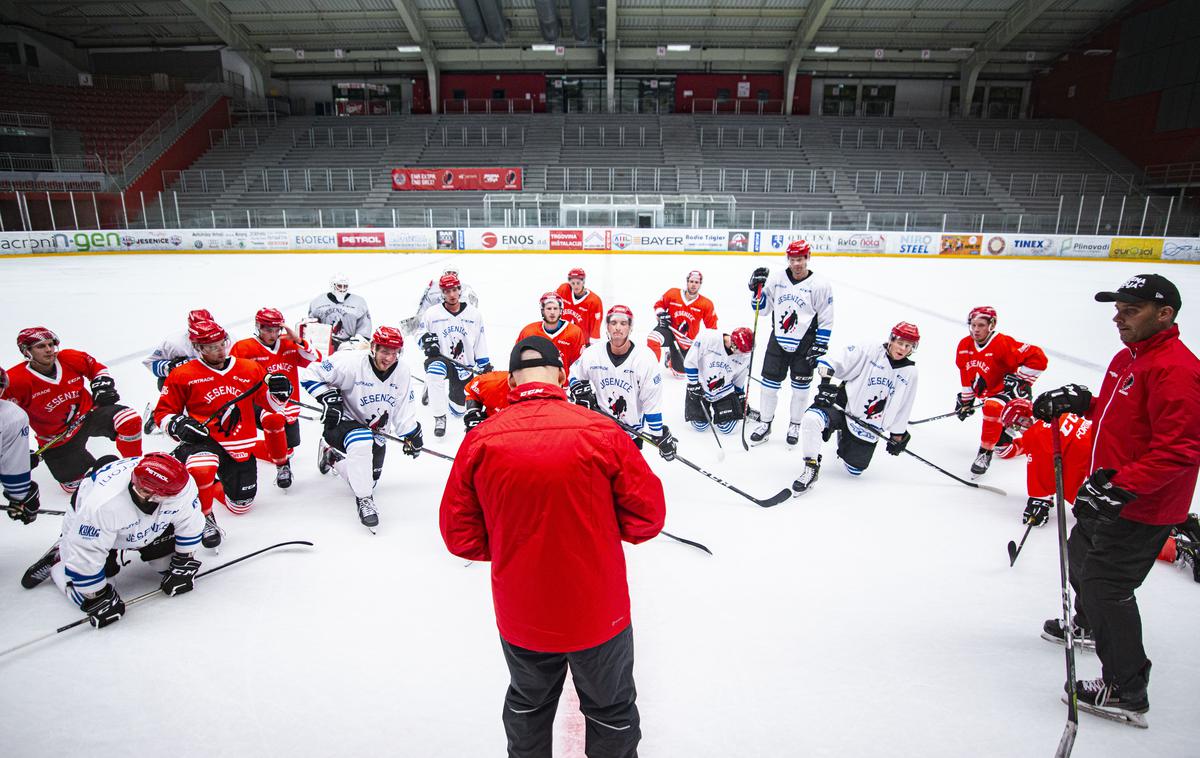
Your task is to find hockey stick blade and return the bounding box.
[1007,540,1019,565]
[1054,720,1078,757]
[0,540,314,661]
[757,488,795,508]
[661,530,713,555]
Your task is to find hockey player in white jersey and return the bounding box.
[418,273,492,438]
[683,327,754,435]
[792,322,920,494]
[747,239,835,447]
[301,326,423,530]
[140,308,210,433]
[20,453,205,628]
[400,264,480,336]
[308,272,373,350]
[1,366,40,524]
[569,305,677,460]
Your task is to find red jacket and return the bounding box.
[439,382,666,652]
[1086,324,1200,526]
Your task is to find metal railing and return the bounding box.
[118,88,222,183]
[973,129,1078,152]
[560,125,660,147]
[838,127,940,150]
[699,126,802,149]
[696,167,1137,197]
[0,111,52,129]
[427,125,526,147]
[1,65,187,92]
[1144,161,1200,186]
[688,99,787,115]
[0,152,105,172]
[442,98,536,114]
[544,167,679,192]
[211,128,264,149]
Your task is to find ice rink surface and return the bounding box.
[1,251,1197,758]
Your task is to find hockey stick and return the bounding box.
[1051,416,1079,757]
[32,407,94,458]
[608,416,791,508]
[697,396,726,462]
[661,530,712,555]
[742,283,764,451]
[0,540,314,660]
[835,405,1007,496]
[295,401,455,462]
[1007,521,1036,566]
[910,403,983,425]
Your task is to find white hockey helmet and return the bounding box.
[330,272,350,294]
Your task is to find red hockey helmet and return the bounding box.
[786,240,812,259]
[567,267,586,281]
[607,304,634,324]
[730,327,754,353]
[0,365,7,398]
[188,319,228,346]
[255,307,286,328]
[16,327,59,354]
[187,308,214,326]
[1001,398,1034,432]
[968,306,997,325]
[890,321,921,347]
[439,273,461,290]
[540,291,563,311]
[131,452,190,499]
[371,326,405,351]
[686,270,703,283]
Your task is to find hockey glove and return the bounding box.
[318,389,344,429]
[804,342,828,370]
[813,380,839,410]
[266,373,293,403]
[1002,373,1033,401]
[1032,384,1091,423]
[215,404,242,436]
[402,424,424,458]
[955,393,976,421]
[1024,498,1052,527]
[747,267,769,293]
[138,525,176,562]
[886,431,911,456]
[160,553,201,597]
[1073,469,1136,524]
[464,406,487,431]
[711,393,742,425]
[418,332,441,358]
[81,584,125,629]
[656,310,671,329]
[167,414,211,444]
[684,384,706,423]
[476,362,494,375]
[654,426,678,462]
[569,381,599,411]
[5,481,40,524]
[89,376,119,406]
[166,356,191,374]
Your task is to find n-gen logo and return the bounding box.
[79,524,102,539]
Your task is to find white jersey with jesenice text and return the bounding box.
[683,331,751,401]
[307,292,372,342]
[819,342,918,441]
[0,399,32,501]
[419,302,490,371]
[300,350,418,438]
[752,269,834,354]
[572,342,664,434]
[415,281,480,316]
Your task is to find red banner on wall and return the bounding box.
[391,167,523,191]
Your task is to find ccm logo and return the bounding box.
[337,233,385,248]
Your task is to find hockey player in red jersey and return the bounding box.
[649,270,718,377]
[6,327,142,494]
[152,319,292,548]
[517,292,585,378]
[555,267,603,345]
[954,306,1048,477]
[994,398,1093,527]
[463,370,512,432]
[231,307,321,489]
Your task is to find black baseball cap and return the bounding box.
[509,335,563,372]
[1095,273,1182,312]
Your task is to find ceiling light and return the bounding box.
[269,47,293,53]
[949,47,975,53]
[531,44,556,52]
[813,46,839,54]
[1084,48,1112,56]
[666,44,691,52]
[395,45,421,53]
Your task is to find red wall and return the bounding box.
[440,73,547,112]
[1031,1,1200,167]
[675,74,811,114]
[125,96,231,210]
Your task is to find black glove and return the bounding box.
[1073,469,1136,524]
[569,381,598,411]
[266,373,292,403]
[215,404,242,436]
[886,431,911,456]
[748,267,769,293]
[1024,497,1052,527]
[657,311,671,329]
[464,406,487,431]
[168,414,210,444]
[813,380,838,409]
[402,424,424,458]
[1002,373,1032,401]
[476,362,494,375]
[955,393,976,421]
[655,426,677,462]
[5,481,40,524]
[419,332,440,358]
[1033,384,1092,423]
[30,452,40,470]
[89,376,119,406]
[160,553,201,596]
[684,384,706,423]
[80,584,125,629]
[804,342,827,370]
[318,389,344,429]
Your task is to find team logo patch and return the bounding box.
[1119,374,1135,394]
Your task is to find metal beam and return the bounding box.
[959,0,1058,116]
[783,0,835,115]
[606,0,617,112]
[385,0,439,113]
[177,0,271,84]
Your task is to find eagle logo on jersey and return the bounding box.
[863,393,887,419]
[780,310,798,333]
[451,340,465,360]
[1119,374,1135,395]
[609,394,628,419]
[678,317,691,334]
[706,375,726,392]
[972,374,988,396]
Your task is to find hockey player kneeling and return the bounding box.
[792,323,920,495]
[21,454,205,628]
[683,327,754,434]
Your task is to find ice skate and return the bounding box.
[275,461,293,489]
[786,422,801,447]
[749,420,771,446]
[1065,677,1149,728]
[1041,618,1095,651]
[21,544,60,589]
[317,438,337,475]
[970,446,993,478]
[434,415,447,438]
[201,511,223,550]
[791,456,822,496]
[356,495,379,531]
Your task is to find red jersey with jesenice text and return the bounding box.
[5,349,108,447]
[955,332,1047,399]
[998,414,1093,501]
[517,320,585,378]
[653,288,718,351]
[231,336,320,422]
[556,284,603,343]
[465,371,513,416]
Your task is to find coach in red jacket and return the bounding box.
[440,335,666,758]
[1034,272,1200,725]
